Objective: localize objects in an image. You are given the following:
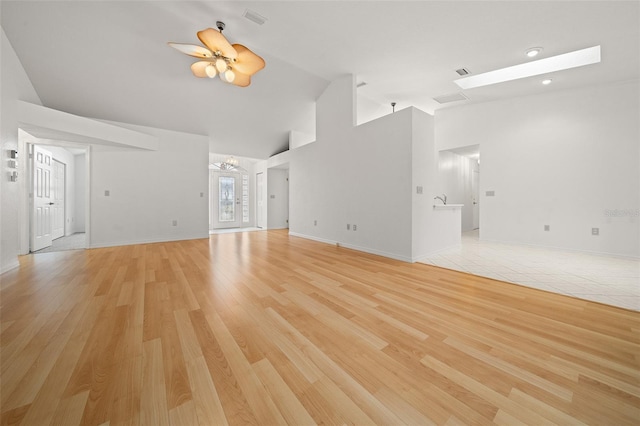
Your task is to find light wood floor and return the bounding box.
[1,230,639,425]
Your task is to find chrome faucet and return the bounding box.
[434,194,447,205]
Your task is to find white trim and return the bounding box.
[479,237,640,260]
[339,242,413,263]
[88,233,209,249]
[288,231,336,246]
[288,231,413,263]
[0,260,20,275]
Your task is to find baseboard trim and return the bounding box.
[89,233,209,249]
[479,237,640,260]
[0,259,20,275]
[288,232,413,263]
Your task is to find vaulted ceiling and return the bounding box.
[2,1,638,159]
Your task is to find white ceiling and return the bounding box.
[2,1,638,159]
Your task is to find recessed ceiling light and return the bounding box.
[454,45,600,90]
[526,47,543,58]
[542,79,552,85]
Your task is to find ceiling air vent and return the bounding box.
[243,9,267,25]
[433,92,469,104]
[455,68,470,76]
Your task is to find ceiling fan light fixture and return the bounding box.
[215,58,228,73]
[205,63,217,78]
[170,21,265,87]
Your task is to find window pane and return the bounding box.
[219,176,235,222]
[242,174,250,222]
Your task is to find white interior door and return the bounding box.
[472,169,480,230]
[256,172,264,228]
[52,159,65,240]
[212,173,242,229]
[31,146,54,251]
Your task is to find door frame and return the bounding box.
[18,132,91,255]
[52,158,66,240]
[210,171,243,229]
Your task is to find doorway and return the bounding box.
[438,144,480,233]
[212,173,242,229]
[25,137,89,254]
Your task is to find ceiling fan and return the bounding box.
[168,21,265,87]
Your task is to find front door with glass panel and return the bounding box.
[212,173,242,229]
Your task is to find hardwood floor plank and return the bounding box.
[205,312,288,425]
[187,309,259,425]
[185,356,228,426]
[140,339,170,426]
[251,358,316,426]
[168,400,198,426]
[50,390,89,426]
[1,230,638,425]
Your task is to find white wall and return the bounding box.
[438,150,477,232]
[436,81,640,257]
[290,75,417,260]
[267,168,289,229]
[90,124,209,247]
[1,27,42,273]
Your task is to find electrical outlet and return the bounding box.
[353,224,357,231]
[314,220,317,226]
[347,224,351,230]
[592,227,599,236]
[172,220,178,226]
[104,190,110,196]
[544,225,550,231]
[416,186,423,194]
[200,192,204,197]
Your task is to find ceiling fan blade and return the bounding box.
[168,42,213,59]
[229,70,251,87]
[197,28,238,60]
[190,61,214,78]
[232,44,265,76]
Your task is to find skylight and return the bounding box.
[454,46,601,89]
